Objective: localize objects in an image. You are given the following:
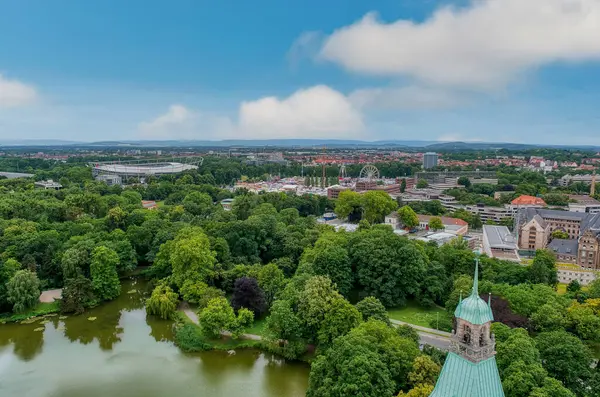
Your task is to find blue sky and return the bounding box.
[1,0,600,144]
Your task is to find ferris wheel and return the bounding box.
[359,164,380,181]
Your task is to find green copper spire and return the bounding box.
[431,249,504,397]
[454,251,493,325]
[471,254,480,297]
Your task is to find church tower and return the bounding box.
[429,256,505,397]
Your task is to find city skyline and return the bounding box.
[2,0,600,144]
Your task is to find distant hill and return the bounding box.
[1,138,599,151]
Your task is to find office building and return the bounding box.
[423,152,439,169]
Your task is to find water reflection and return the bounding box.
[0,279,309,397]
[8,322,44,361]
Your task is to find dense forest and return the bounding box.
[0,157,599,396]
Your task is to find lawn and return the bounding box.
[387,301,447,329]
[245,318,268,337]
[556,283,589,295]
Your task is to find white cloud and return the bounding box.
[0,74,38,107]
[139,104,195,137]
[139,86,363,139]
[349,85,466,110]
[238,85,364,138]
[319,0,600,90]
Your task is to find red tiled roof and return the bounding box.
[511,195,547,206]
[417,215,468,226]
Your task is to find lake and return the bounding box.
[0,278,309,397]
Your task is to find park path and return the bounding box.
[177,302,263,341]
[39,289,62,303]
[177,303,448,348]
[390,319,452,338]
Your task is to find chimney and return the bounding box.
[592,171,597,197]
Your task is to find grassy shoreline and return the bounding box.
[0,301,60,324]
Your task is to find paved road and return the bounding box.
[390,319,451,350]
[39,289,62,303]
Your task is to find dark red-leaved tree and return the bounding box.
[231,277,267,316]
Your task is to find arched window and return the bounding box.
[463,325,471,344]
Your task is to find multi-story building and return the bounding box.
[482,225,520,262]
[423,152,439,169]
[568,195,600,214]
[518,208,600,269]
[327,185,351,199]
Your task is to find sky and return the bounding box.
[1,0,600,144]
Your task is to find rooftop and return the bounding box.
[548,239,578,255]
[417,215,468,227]
[511,195,547,206]
[483,225,517,250]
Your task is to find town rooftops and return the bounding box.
[511,195,547,206]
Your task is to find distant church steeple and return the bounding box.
[429,253,505,397]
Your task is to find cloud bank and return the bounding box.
[319,0,600,90]
[139,85,363,139]
[0,74,38,107]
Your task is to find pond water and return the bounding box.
[0,278,309,397]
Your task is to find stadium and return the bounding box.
[91,157,203,183]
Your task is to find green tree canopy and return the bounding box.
[7,269,40,313]
[90,246,121,301]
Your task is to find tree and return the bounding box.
[397,206,419,229]
[318,297,362,345]
[530,378,575,397]
[350,230,427,307]
[457,176,471,188]
[531,303,566,332]
[400,179,407,193]
[355,296,390,325]
[182,192,213,217]
[307,319,420,397]
[334,190,363,221]
[60,275,95,314]
[566,280,581,294]
[428,217,443,231]
[7,269,40,313]
[231,277,267,316]
[0,258,21,311]
[396,325,420,346]
[551,229,569,240]
[307,338,396,397]
[265,299,303,342]
[170,229,216,288]
[304,237,353,297]
[408,355,441,387]
[179,280,225,309]
[495,328,540,374]
[587,278,600,298]
[297,276,344,340]
[257,263,286,306]
[362,190,398,224]
[416,180,429,189]
[566,302,600,340]
[61,246,89,280]
[536,330,593,393]
[90,246,121,301]
[397,384,434,397]
[146,283,179,320]
[530,249,558,286]
[199,297,254,339]
[502,360,547,397]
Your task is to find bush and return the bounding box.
[174,323,211,352]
